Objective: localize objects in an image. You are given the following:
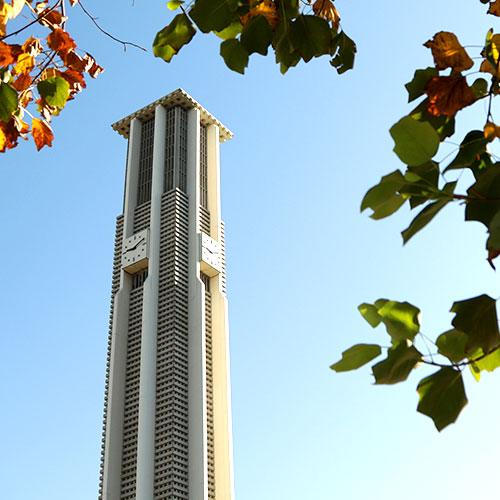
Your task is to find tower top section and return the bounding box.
[111,88,233,142]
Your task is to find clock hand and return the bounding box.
[123,237,145,254]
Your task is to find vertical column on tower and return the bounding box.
[187,108,209,500]
[206,124,235,500]
[135,105,166,500]
[101,118,142,500]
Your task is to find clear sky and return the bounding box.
[2,1,500,499]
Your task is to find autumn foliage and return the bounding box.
[0,0,102,152]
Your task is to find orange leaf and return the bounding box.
[35,97,53,121]
[12,53,34,75]
[37,7,66,29]
[31,118,53,150]
[18,88,32,107]
[0,41,15,66]
[0,118,21,152]
[488,0,500,17]
[63,49,87,72]
[241,0,280,30]
[69,0,79,5]
[47,28,76,54]
[61,68,86,95]
[424,31,473,72]
[13,72,32,91]
[22,37,43,57]
[424,75,476,117]
[312,0,340,31]
[484,121,500,140]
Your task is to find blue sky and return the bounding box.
[2,1,500,499]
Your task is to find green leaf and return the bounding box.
[153,14,196,62]
[451,295,500,356]
[417,367,467,431]
[444,130,489,172]
[471,77,488,99]
[215,20,243,40]
[405,67,438,102]
[277,0,300,21]
[465,164,500,227]
[189,0,238,33]
[474,347,500,372]
[401,195,453,244]
[240,15,272,56]
[486,210,500,252]
[330,344,382,372]
[390,115,440,166]
[330,30,356,74]
[273,20,301,73]
[372,341,422,384]
[360,170,406,219]
[470,362,481,382]
[289,15,331,63]
[410,100,455,141]
[377,300,421,345]
[436,329,468,363]
[167,0,184,10]
[37,77,69,109]
[220,39,249,74]
[0,82,18,121]
[358,303,382,328]
[404,161,440,209]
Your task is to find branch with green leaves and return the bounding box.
[152,0,356,74]
[331,295,500,431]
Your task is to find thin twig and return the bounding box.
[78,0,146,52]
[0,0,62,41]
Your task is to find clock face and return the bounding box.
[200,233,223,277]
[122,229,149,273]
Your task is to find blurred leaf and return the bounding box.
[358,303,382,328]
[444,130,489,172]
[220,39,249,73]
[402,198,451,244]
[472,77,488,99]
[167,0,184,10]
[436,329,468,363]
[377,300,421,345]
[417,367,467,431]
[0,82,18,121]
[215,20,243,39]
[405,67,438,102]
[474,347,500,372]
[423,31,473,72]
[153,14,196,62]
[390,115,440,166]
[410,100,455,141]
[330,30,356,74]
[331,344,382,372]
[360,170,406,219]
[31,118,53,151]
[37,77,69,109]
[289,15,331,62]
[240,15,273,55]
[424,76,476,118]
[451,295,500,355]
[372,341,422,384]
[465,163,500,226]
[189,0,238,32]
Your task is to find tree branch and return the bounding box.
[78,0,146,52]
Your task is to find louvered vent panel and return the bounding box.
[99,214,124,499]
[199,206,211,235]
[220,220,227,294]
[119,287,144,499]
[134,201,151,233]
[204,281,216,500]
[154,189,190,500]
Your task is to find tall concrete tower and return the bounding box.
[99,89,235,500]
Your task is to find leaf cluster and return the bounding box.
[153,0,356,74]
[331,295,500,430]
[0,0,103,151]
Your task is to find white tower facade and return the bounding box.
[99,89,235,500]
